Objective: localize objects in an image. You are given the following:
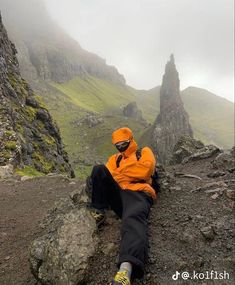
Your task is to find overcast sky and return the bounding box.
[45,0,234,102]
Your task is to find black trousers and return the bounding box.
[90,164,153,279]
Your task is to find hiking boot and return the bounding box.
[112,270,131,285]
[89,208,105,226]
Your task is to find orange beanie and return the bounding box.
[112,127,133,144]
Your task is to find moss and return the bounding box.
[4,130,15,137]
[32,152,54,173]
[35,95,47,108]
[25,106,37,121]
[43,135,56,146]
[15,166,44,177]
[15,123,24,134]
[5,141,17,150]
[7,72,18,89]
[0,151,12,159]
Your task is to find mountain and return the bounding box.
[0,0,125,86]
[0,12,74,177]
[0,0,233,177]
[181,86,234,149]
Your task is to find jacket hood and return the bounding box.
[112,127,133,144]
[112,127,137,157]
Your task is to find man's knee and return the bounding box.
[91,164,107,177]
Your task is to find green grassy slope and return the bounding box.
[50,76,135,114]
[181,87,234,148]
[44,76,233,178]
[46,77,147,178]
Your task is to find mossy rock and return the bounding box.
[15,166,44,177]
[0,151,12,159]
[4,130,15,137]
[25,106,37,121]
[32,152,54,173]
[5,141,17,150]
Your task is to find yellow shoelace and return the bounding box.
[114,270,130,285]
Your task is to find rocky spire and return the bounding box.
[151,54,193,164]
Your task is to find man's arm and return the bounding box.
[119,147,156,181]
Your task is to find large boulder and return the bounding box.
[170,136,221,165]
[212,148,235,172]
[29,192,98,285]
[170,135,204,164]
[123,101,146,123]
[183,145,221,163]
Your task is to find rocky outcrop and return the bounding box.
[170,135,221,164]
[30,188,98,285]
[123,101,146,123]
[0,0,125,85]
[212,147,235,172]
[0,13,74,177]
[151,55,193,164]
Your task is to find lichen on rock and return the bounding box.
[0,13,74,177]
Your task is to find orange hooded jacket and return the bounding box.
[106,127,157,199]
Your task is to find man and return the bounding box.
[88,127,157,285]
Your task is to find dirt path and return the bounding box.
[0,175,81,285]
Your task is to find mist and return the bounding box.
[0,0,233,101]
[44,0,234,102]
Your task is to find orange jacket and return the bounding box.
[106,128,157,199]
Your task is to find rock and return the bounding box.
[207,171,226,178]
[29,207,98,285]
[101,242,116,256]
[150,55,193,164]
[21,176,33,181]
[210,193,220,200]
[180,232,194,243]
[0,14,74,177]
[192,181,227,193]
[226,190,235,200]
[170,136,204,164]
[0,164,14,178]
[69,190,81,204]
[212,150,235,171]
[123,102,146,124]
[203,181,227,190]
[25,97,39,108]
[200,226,215,240]
[205,188,224,194]
[182,145,220,163]
[36,108,50,122]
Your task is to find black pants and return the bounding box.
[90,164,153,279]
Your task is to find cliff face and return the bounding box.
[0,0,125,86]
[151,55,193,164]
[0,13,74,176]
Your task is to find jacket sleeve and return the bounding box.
[119,147,156,181]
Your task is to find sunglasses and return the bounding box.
[115,140,131,147]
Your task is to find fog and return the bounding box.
[0,0,233,101]
[44,0,234,102]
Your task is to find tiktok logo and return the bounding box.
[172,271,180,280]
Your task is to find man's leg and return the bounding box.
[118,190,153,279]
[90,164,123,218]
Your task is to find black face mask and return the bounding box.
[115,140,131,152]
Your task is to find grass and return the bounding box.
[50,76,136,114]
[42,77,234,178]
[15,166,44,177]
